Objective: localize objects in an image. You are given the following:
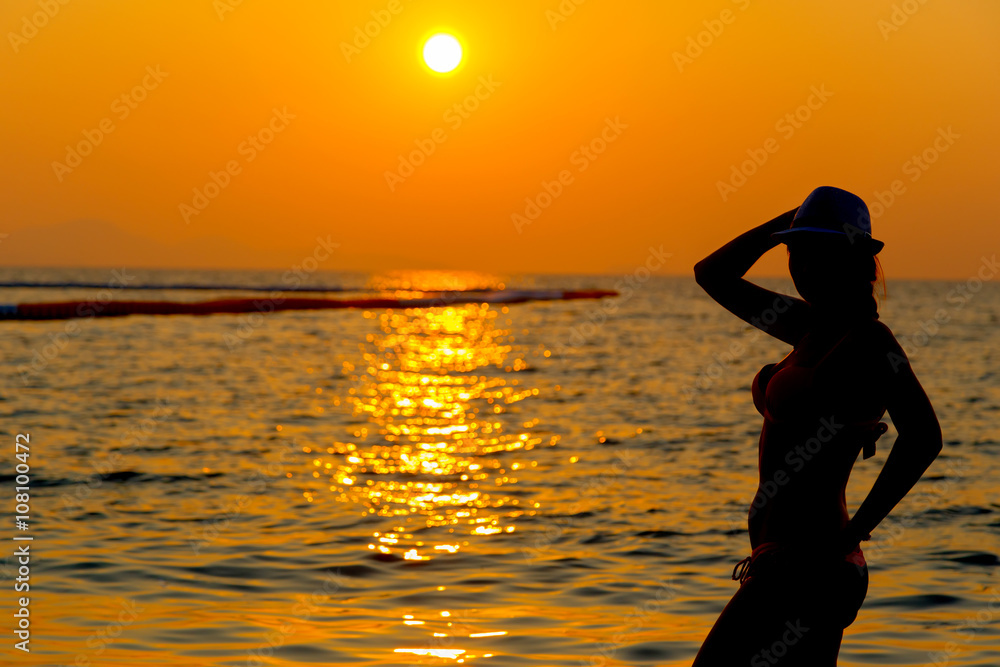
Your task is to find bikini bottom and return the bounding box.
[731,541,869,629]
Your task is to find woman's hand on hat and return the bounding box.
[781,206,799,228]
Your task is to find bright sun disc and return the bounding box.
[423,34,462,73]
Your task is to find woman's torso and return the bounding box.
[748,316,888,549]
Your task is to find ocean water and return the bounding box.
[1,267,998,667]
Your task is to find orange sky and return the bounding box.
[1,0,997,278]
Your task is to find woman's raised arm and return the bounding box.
[693,207,810,346]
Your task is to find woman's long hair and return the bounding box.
[853,252,886,319]
[789,247,886,319]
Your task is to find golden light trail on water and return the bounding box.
[305,271,549,662]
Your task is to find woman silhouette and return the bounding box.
[691,186,943,666]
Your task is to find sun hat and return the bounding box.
[771,186,884,255]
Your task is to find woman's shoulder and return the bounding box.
[855,318,911,377]
[818,317,895,349]
[862,318,903,352]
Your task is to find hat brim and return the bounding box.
[771,227,884,254]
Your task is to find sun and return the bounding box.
[422,33,463,74]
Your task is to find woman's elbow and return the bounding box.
[693,259,714,287]
[924,419,944,454]
[928,426,944,457]
[900,424,943,459]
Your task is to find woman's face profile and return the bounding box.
[787,235,855,306]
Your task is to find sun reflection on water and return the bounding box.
[311,289,551,566]
[302,273,555,662]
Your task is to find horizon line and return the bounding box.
[0,264,980,283]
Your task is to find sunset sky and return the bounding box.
[2,0,997,279]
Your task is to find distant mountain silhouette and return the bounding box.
[0,219,448,271]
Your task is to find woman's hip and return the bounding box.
[732,541,869,629]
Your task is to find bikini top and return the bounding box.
[752,326,888,459]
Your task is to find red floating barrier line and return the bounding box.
[0,290,619,321]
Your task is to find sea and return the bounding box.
[1,266,998,667]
